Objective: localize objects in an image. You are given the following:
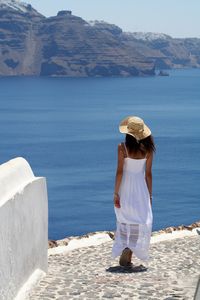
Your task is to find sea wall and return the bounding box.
[0,157,48,300]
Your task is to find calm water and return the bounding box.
[0,69,200,240]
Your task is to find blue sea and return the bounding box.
[0,69,199,240]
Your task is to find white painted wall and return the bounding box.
[0,157,48,300]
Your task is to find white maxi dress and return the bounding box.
[112,143,153,265]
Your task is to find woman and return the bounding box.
[112,116,155,270]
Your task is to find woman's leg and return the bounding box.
[119,248,132,266]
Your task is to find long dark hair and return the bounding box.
[125,134,156,155]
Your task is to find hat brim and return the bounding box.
[119,116,151,140]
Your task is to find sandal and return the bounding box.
[123,262,134,270]
[132,264,147,272]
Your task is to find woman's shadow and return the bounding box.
[106,264,148,273]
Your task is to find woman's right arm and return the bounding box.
[113,144,124,208]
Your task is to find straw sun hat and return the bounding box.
[119,116,151,141]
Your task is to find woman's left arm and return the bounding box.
[145,151,153,207]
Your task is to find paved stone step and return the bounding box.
[29,235,200,300]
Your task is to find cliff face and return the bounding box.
[122,32,200,70]
[38,16,154,77]
[0,1,200,77]
[0,1,44,75]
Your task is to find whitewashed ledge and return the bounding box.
[0,158,48,300]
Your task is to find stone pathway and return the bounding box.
[29,235,200,300]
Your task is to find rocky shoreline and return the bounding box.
[48,220,200,249]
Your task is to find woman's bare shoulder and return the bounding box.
[146,151,153,160]
[118,142,125,152]
[117,143,125,157]
[118,142,124,149]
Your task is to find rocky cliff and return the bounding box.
[0,0,44,75]
[122,32,200,70]
[39,16,155,77]
[0,1,200,77]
